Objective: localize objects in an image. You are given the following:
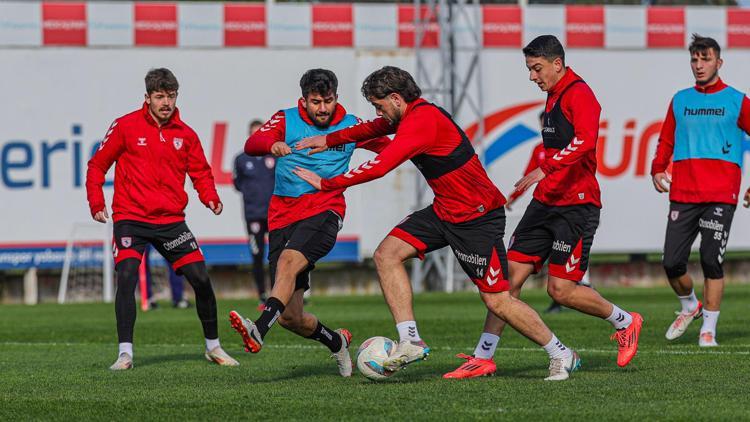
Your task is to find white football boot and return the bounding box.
[698,331,718,347]
[545,350,581,381]
[382,340,430,372]
[109,353,133,371]
[205,346,240,366]
[665,301,703,340]
[330,329,353,377]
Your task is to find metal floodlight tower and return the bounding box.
[411,0,485,293]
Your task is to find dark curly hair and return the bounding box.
[361,66,421,102]
[300,69,338,98]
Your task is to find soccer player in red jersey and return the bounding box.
[86,68,238,370]
[651,35,750,347]
[228,69,390,377]
[444,35,643,379]
[296,66,580,381]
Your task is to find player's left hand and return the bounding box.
[513,167,545,194]
[293,167,322,190]
[744,189,750,208]
[209,201,223,215]
[296,135,328,155]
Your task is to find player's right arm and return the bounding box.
[86,120,126,223]
[507,143,543,208]
[317,114,434,190]
[650,99,676,193]
[244,111,291,157]
[296,118,395,154]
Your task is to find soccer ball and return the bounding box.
[356,336,397,380]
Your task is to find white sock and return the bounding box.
[119,342,133,357]
[701,310,720,334]
[396,321,421,342]
[678,290,699,314]
[605,305,633,330]
[543,335,571,360]
[205,338,221,351]
[473,333,500,360]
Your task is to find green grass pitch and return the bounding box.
[1,285,749,420]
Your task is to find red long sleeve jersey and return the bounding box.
[244,100,389,231]
[508,142,546,203]
[535,68,602,208]
[323,98,506,223]
[86,103,220,224]
[650,79,750,205]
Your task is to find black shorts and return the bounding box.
[663,202,735,279]
[390,205,509,293]
[113,220,204,272]
[507,199,599,282]
[268,210,342,291]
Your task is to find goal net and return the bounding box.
[57,222,113,304]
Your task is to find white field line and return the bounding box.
[1,342,749,355]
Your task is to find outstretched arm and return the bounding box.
[296,118,395,154]
[318,116,434,190]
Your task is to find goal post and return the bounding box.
[58,221,114,304]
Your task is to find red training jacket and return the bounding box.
[244,100,390,231]
[650,79,750,205]
[86,103,220,224]
[535,68,602,208]
[323,98,506,223]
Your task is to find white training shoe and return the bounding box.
[699,332,718,347]
[205,346,240,366]
[665,302,703,340]
[109,352,133,371]
[545,350,581,381]
[330,329,353,377]
[382,340,430,372]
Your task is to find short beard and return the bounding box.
[696,70,719,86]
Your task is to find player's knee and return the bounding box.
[700,258,723,280]
[663,259,687,279]
[373,247,386,268]
[373,245,399,268]
[546,281,572,304]
[480,291,511,319]
[184,268,211,287]
[115,260,140,286]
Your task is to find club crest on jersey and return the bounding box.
[137,137,147,146]
[670,211,679,221]
[121,237,132,248]
[173,138,183,150]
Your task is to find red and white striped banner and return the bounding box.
[42,2,87,46]
[224,4,266,47]
[0,2,747,49]
[566,6,604,48]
